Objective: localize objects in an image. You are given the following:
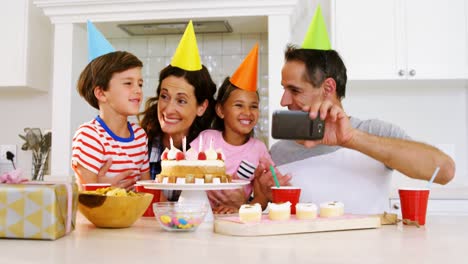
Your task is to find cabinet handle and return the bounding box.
[409,69,416,76]
[398,69,405,76]
[393,203,400,210]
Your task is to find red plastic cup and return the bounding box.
[82,183,111,191]
[398,188,430,225]
[135,184,161,217]
[271,186,301,214]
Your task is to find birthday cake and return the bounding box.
[156,137,231,184]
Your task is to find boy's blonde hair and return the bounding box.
[77,51,143,110]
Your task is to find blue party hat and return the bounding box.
[87,20,115,61]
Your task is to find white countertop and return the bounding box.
[1,214,467,264]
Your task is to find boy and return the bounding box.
[71,51,150,188]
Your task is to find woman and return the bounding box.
[140,64,216,181]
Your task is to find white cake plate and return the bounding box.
[137,179,250,222]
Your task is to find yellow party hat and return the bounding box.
[170,20,202,71]
[230,43,258,92]
[302,5,331,50]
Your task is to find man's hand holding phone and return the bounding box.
[302,100,354,148]
[271,100,354,148]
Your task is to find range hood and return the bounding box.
[118,20,232,36]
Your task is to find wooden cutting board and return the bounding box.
[214,214,381,236]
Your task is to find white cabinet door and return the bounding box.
[404,0,467,79]
[333,0,467,80]
[333,0,400,80]
[0,0,51,91]
[0,1,27,86]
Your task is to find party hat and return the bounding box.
[230,43,258,92]
[302,5,331,50]
[87,20,115,61]
[170,20,202,71]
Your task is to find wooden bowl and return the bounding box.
[78,192,153,228]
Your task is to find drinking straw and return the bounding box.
[269,165,280,188]
[426,166,440,189]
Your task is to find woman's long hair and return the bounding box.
[139,65,216,144]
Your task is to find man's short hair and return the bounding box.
[284,45,347,99]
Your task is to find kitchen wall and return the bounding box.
[0,90,51,176]
[343,81,468,191]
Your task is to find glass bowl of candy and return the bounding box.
[153,202,208,232]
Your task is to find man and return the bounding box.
[209,5,455,214]
[253,45,455,214]
[251,5,455,214]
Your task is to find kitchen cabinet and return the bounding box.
[0,0,52,91]
[333,0,467,80]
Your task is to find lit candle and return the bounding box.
[182,136,186,154]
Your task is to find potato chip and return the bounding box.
[81,187,137,197]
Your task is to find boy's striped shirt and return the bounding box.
[72,118,149,178]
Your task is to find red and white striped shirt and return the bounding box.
[71,117,149,178]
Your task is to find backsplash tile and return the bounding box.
[203,34,223,56]
[111,38,129,51]
[241,33,261,54]
[222,34,242,55]
[222,54,242,76]
[146,57,166,78]
[164,35,180,56]
[128,38,148,58]
[148,36,166,57]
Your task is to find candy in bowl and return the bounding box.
[153,202,208,232]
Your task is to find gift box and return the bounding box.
[0,182,78,240]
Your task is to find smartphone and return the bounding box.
[271,110,325,140]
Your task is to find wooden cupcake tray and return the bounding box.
[214,214,381,236]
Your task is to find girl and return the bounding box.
[191,44,272,213]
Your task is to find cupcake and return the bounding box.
[295,203,318,220]
[239,203,262,223]
[319,201,344,217]
[268,202,291,221]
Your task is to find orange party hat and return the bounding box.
[170,20,202,71]
[230,43,258,92]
